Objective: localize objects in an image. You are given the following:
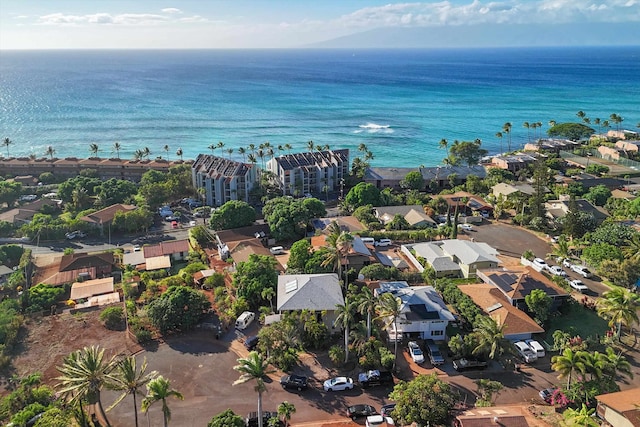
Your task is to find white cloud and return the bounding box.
[161,8,182,14]
[35,11,208,26]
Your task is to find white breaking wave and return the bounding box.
[354,122,394,134]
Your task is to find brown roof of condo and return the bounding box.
[192,154,253,178]
[272,149,349,171]
[80,204,137,225]
[143,239,191,258]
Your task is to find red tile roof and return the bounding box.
[80,204,136,225]
[143,239,191,258]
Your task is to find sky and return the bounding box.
[1,0,639,49]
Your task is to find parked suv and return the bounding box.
[514,341,538,363]
[425,339,444,365]
[571,265,593,278]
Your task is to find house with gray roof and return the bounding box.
[277,273,344,327]
[364,165,486,190]
[492,182,536,198]
[373,205,437,228]
[374,281,454,341]
[403,240,499,278]
[545,197,609,225]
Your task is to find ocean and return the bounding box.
[1,47,639,167]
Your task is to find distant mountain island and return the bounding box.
[307,23,640,48]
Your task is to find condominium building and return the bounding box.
[191,154,257,206]
[266,149,349,196]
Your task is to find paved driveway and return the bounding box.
[463,220,551,260]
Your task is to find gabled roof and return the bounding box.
[478,266,569,301]
[544,199,609,223]
[374,205,424,219]
[403,209,437,227]
[80,204,136,225]
[277,273,344,312]
[459,284,544,336]
[70,277,114,300]
[59,252,115,272]
[411,242,461,273]
[439,191,493,211]
[492,182,536,197]
[230,240,273,264]
[192,154,253,178]
[143,239,190,258]
[0,265,13,276]
[270,149,349,171]
[456,405,535,427]
[596,387,640,425]
[377,282,455,322]
[440,240,500,265]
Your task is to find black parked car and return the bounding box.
[280,374,308,391]
[347,404,377,420]
[244,336,259,351]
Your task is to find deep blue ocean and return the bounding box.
[1,47,639,167]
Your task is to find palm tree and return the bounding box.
[208,144,216,155]
[176,148,183,161]
[356,286,377,338]
[141,376,183,427]
[600,347,633,382]
[142,147,151,159]
[133,149,144,161]
[334,298,356,364]
[163,144,170,160]
[89,143,99,158]
[56,346,118,426]
[597,288,640,338]
[495,132,503,154]
[471,316,512,361]
[267,148,275,161]
[233,352,275,427]
[552,348,586,388]
[3,137,13,157]
[277,401,296,427]
[261,287,275,313]
[306,140,315,152]
[248,143,256,155]
[217,141,225,153]
[112,142,122,159]
[502,122,512,152]
[523,122,530,142]
[563,403,599,427]
[247,153,257,166]
[610,113,624,131]
[107,357,157,427]
[438,138,449,162]
[375,292,403,370]
[576,110,586,121]
[256,149,266,169]
[284,143,293,154]
[238,147,247,162]
[226,148,234,159]
[45,145,56,160]
[622,234,640,263]
[321,223,353,286]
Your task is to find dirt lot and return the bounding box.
[1,307,141,394]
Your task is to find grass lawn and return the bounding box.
[545,300,609,342]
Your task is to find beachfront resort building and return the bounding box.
[265,149,349,197]
[191,154,258,207]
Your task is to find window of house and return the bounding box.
[431,330,444,336]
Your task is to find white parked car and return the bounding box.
[459,224,473,231]
[548,266,566,277]
[524,339,545,358]
[323,376,354,392]
[562,258,573,268]
[571,265,592,278]
[408,341,425,364]
[532,258,548,271]
[366,415,395,427]
[569,279,589,293]
[514,341,538,363]
[375,238,392,247]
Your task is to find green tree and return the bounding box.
[209,201,256,230]
[112,208,154,234]
[99,306,125,330]
[301,197,326,219]
[448,139,488,167]
[233,254,278,308]
[286,239,311,272]
[0,181,22,208]
[334,298,356,364]
[376,292,402,369]
[96,178,137,206]
[2,137,12,157]
[56,346,118,426]
[562,403,599,427]
[89,143,100,157]
[547,123,595,141]
[389,373,458,426]
[359,264,396,281]
[525,289,553,325]
[552,348,586,388]
[387,214,410,230]
[141,376,183,427]
[28,283,65,313]
[277,401,296,427]
[321,222,354,285]
[475,379,504,406]
[208,409,244,427]
[344,182,381,211]
[596,288,640,338]
[233,352,275,427]
[147,286,211,333]
[583,243,622,268]
[262,197,318,241]
[472,316,512,361]
[400,171,425,191]
[107,356,158,427]
[356,286,377,338]
[584,184,611,206]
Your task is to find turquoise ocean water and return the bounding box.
[0,47,639,167]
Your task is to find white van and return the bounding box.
[525,339,546,358]
[269,246,284,255]
[375,238,392,247]
[235,311,255,330]
[360,237,375,245]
